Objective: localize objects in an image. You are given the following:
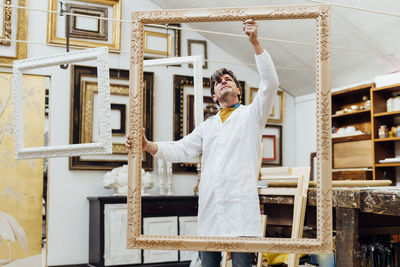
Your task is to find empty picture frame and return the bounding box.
[47,0,121,52]
[262,125,282,166]
[144,23,181,59]
[67,3,109,41]
[13,47,111,159]
[0,0,28,65]
[128,6,332,254]
[144,31,171,56]
[187,39,207,69]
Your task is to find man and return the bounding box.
[127,19,279,267]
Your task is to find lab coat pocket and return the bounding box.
[229,170,252,198]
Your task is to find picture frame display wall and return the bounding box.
[69,65,154,170]
[47,0,121,52]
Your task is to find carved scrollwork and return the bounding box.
[127,5,333,254]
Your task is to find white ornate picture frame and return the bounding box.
[128,6,332,254]
[13,47,112,159]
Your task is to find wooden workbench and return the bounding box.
[259,186,400,267]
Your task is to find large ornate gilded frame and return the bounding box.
[127,6,332,254]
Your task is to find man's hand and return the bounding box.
[243,19,263,55]
[126,128,158,155]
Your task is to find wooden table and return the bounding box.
[259,186,400,267]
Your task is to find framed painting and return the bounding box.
[173,74,245,173]
[0,0,28,66]
[187,39,207,69]
[13,47,111,159]
[250,88,284,123]
[262,125,282,166]
[47,0,121,52]
[128,5,332,254]
[69,65,154,170]
[144,23,181,60]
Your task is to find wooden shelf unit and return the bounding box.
[371,82,400,183]
[331,83,374,179]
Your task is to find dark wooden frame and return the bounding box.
[67,3,109,41]
[262,124,282,166]
[187,39,207,69]
[69,65,154,170]
[110,103,126,135]
[173,74,245,173]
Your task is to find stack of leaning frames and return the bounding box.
[127,5,333,254]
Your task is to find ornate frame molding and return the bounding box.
[0,0,28,65]
[13,47,112,159]
[128,5,332,254]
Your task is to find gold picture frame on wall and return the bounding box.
[144,31,172,56]
[0,0,12,46]
[128,6,332,254]
[0,0,28,66]
[47,0,121,52]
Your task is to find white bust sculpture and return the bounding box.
[103,164,128,195]
[103,165,154,196]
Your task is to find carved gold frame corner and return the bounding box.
[0,0,28,66]
[128,5,332,254]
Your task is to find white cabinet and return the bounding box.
[104,204,141,266]
[143,216,179,263]
[88,196,198,267]
[178,216,198,261]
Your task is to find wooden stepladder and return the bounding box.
[258,166,311,267]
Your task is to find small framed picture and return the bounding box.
[262,124,282,166]
[187,39,207,69]
[144,24,181,59]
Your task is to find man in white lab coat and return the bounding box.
[127,19,279,267]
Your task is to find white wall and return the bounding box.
[295,93,316,167]
[15,1,296,265]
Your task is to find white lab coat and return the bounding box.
[155,50,279,237]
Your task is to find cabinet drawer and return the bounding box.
[333,139,372,168]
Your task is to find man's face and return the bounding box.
[212,74,240,103]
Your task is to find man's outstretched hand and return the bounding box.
[126,128,158,155]
[243,19,263,55]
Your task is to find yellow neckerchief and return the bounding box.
[219,103,240,123]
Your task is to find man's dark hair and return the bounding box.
[210,68,241,98]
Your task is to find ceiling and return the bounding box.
[150,0,400,96]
